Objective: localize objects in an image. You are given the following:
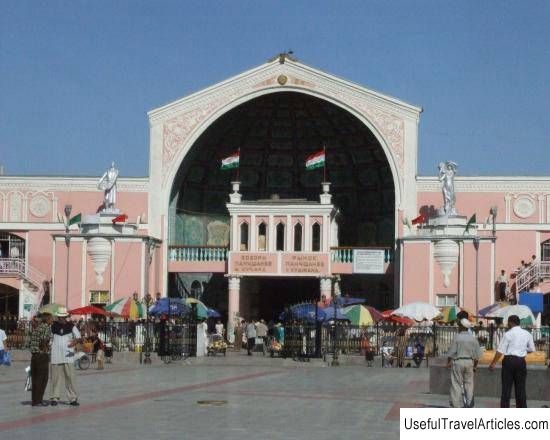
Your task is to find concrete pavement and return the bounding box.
[1,352,548,440]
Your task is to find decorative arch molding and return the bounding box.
[148,60,422,237]
[148,59,421,293]
[161,85,408,205]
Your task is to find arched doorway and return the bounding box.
[168,91,396,314]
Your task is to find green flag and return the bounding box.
[68,213,82,226]
[464,214,476,234]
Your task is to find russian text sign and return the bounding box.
[353,249,385,274]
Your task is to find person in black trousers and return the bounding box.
[489,315,535,408]
[29,314,52,406]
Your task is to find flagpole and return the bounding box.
[236,148,240,181]
[323,145,326,182]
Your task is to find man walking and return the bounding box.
[446,318,482,408]
[246,320,257,356]
[29,313,52,406]
[50,307,81,406]
[489,315,535,408]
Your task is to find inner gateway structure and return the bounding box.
[168,91,395,316]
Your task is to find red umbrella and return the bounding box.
[69,305,112,316]
[381,310,415,326]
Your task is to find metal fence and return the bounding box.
[280,321,550,360]
[0,316,198,359]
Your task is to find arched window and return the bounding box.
[276,223,285,251]
[312,223,321,252]
[258,222,267,251]
[542,240,550,262]
[294,223,303,251]
[190,280,202,299]
[240,222,249,251]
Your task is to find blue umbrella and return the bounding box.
[279,303,327,322]
[337,297,366,306]
[207,307,221,318]
[149,298,190,316]
[321,306,348,321]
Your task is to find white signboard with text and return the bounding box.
[353,249,385,274]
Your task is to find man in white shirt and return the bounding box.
[246,320,257,356]
[489,315,535,408]
[49,307,81,406]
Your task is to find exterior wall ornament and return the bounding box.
[86,237,112,284]
[433,239,459,288]
[438,161,458,216]
[513,194,535,219]
[29,194,50,218]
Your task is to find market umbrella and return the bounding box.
[38,303,63,315]
[392,302,441,322]
[338,297,366,306]
[69,305,111,316]
[342,305,382,326]
[148,298,190,316]
[438,305,474,323]
[320,306,348,321]
[184,298,209,319]
[478,302,509,317]
[487,305,536,326]
[279,303,326,322]
[384,314,415,326]
[207,307,222,318]
[105,297,146,320]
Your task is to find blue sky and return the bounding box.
[1,0,548,177]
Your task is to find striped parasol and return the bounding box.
[342,305,383,326]
[438,305,474,323]
[184,298,209,319]
[105,297,146,320]
[487,305,536,326]
[478,302,509,317]
[38,303,64,315]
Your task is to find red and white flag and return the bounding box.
[112,214,128,224]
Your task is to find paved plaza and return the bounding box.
[1,353,547,440]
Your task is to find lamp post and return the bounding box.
[143,293,154,365]
[331,276,340,367]
[64,204,72,308]
[473,237,480,317]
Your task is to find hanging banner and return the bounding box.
[353,249,385,274]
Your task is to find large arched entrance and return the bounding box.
[168,91,396,315]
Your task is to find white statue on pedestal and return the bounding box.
[98,162,119,211]
[438,161,457,216]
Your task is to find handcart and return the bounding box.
[207,334,227,356]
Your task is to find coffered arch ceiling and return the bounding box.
[170,91,395,246]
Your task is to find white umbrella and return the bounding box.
[392,302,441,322]
[487,305,536,326]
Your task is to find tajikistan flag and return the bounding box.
[220,151,239,170]
[305,149,325,170]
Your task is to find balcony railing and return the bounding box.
[0,258,46,287]
[169,246,229,262]
[330,247,394,264]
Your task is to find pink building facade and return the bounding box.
[1,57,548,321]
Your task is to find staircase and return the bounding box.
[0,258,47,315]
[516,261,550,293]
